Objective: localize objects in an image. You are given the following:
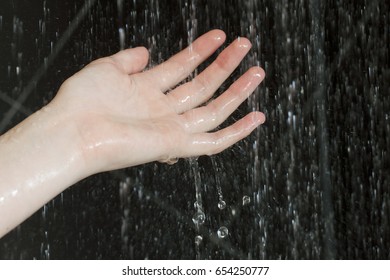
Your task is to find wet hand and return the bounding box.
[51,29,266,173]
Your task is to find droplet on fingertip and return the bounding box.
[251,67,265,80]
[159,157,179,165]
[212,29,226,41]
[236,37,251,49]
[214,34,225,41]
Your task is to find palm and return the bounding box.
[54,30,265,172]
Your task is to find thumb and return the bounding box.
[110,47,149,74]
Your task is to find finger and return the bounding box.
[143,29,226,92]
[109,47,149,74]
[168,37,252,113]
[181,112,265,157]
[182,66,265,133]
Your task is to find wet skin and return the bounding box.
[0,30,265,238]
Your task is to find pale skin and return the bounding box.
[0,30,265,238]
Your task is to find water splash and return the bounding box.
[0,0,98,133]
[218,200,226,210]
[192,209,205,226]
[242,195,251,206]
[217,226,229,239]
[117,0,125,50]
[1,0,388,260]
[211,157,227,211]
[194,235,203,245]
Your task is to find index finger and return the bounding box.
[143,29,226,92]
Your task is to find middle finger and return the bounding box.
[167,37,252,114]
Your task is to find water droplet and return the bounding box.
[160,157,179,165]
[217,226,229,239]
[195,235,203,245]
[218,200,226,210]
[242,195,251,206]
[118,27,125,50]
[192,210,205,225]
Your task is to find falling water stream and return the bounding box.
[0,0,389,259]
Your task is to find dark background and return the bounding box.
[0,0,389,259]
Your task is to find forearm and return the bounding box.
[0,105,86,238]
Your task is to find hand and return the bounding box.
[0,30,265,237]
[51,29,265,173]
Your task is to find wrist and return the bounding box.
[0,102,89,194]
[31,103,89,180]
[0,104,88,237]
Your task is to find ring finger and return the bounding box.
[181,66,265,133]
[167,37,252,114]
